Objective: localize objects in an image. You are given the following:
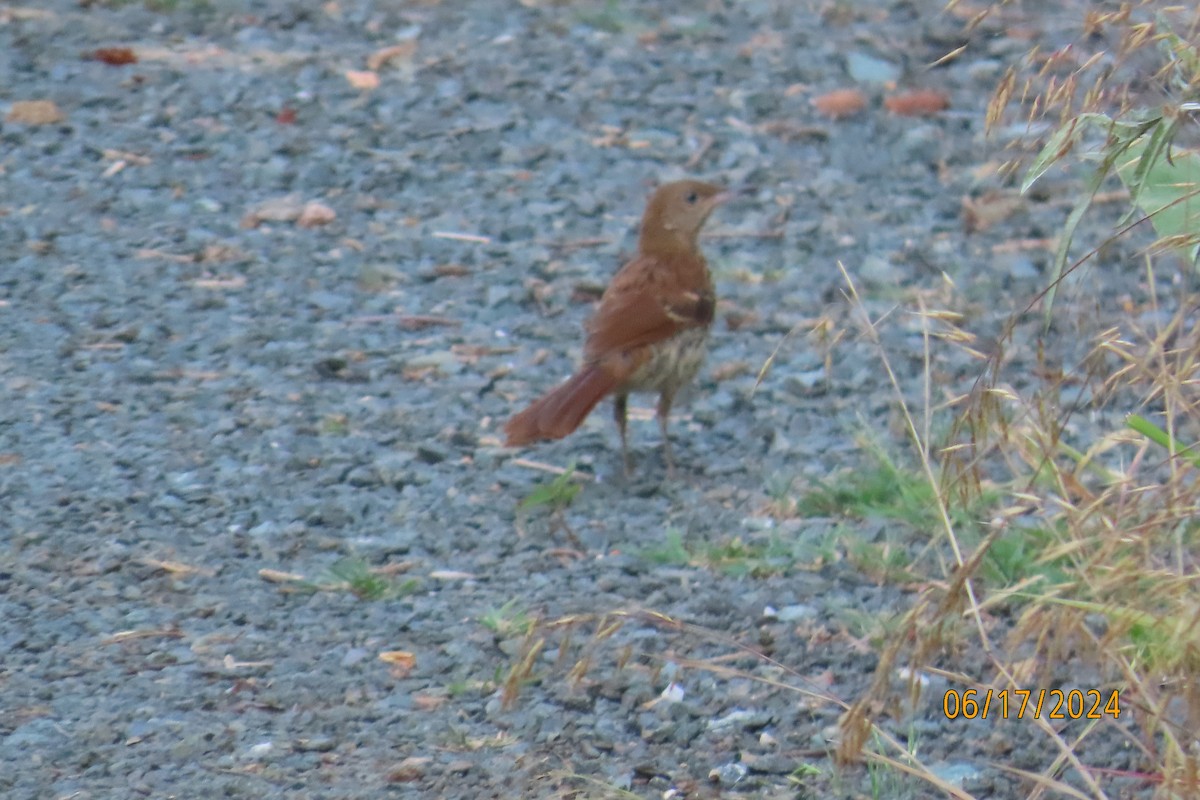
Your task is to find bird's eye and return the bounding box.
[685,192,699,204]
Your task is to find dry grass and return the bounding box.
[497,4,1200,798]
[837,4,1200,797]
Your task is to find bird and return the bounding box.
[504,179,735,475]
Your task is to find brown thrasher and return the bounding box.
[504,179,734,474]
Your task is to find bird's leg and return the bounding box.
[656,390,676,478]
[613,393,632,476]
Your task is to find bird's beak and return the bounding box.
[711,185,756,206]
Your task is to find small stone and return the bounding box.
[739,751,793,773]
[407,351,463,375]
[897,123,944,165]
[777,604,816,622]
[486,285,511,307]
[342,647,369,666]
[845,51,900,84]
[966,58,1003,83]
[783,368,826,396]
[345,465,380,487]
[929,761,982,787]
[708,708,772,731]
[246,741,274,758]
[708,761,748,785]
[416,444,449,464]
[374,452,417,486]
[248,521,279,537]
[294,737,337,752]
[858,254,902,285]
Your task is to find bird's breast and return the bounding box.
[622,327,710,395]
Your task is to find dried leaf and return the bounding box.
[89,47,137,65]
[241,194,305,228]
[388,756,431,783]
[344,69,380,90]
[961,191,1024,233]
[884,89,950,116]
[738,29,783,58]
[379,650,417,677]
[379,650,417,667]
[366,41,417,71]
[139,557,216,577]
[412,693,447,711]
[812,88,867,120]
[297,200,336,228]
[6,99,64,125]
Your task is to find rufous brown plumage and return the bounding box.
[505,179,734,474]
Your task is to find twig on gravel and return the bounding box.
[509,457,595,480]
[103,148,151,164]
[757,120,831,141]
[990,237,1055,253]
[347,314,462,330]
[432,230,491,243]
[754,322,803,396]
[724,115,756,134]
[685,132,715,168]
[138,557,216,577]
[701,229,784,240]
[259,568,306,583]
[135,247,195,263]
[222,655,273,670]
[539,237,612,251]
[191,276,248,289]
[543,547,586,560]
[100,628,185,645]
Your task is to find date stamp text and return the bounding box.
[943,689,1121,720]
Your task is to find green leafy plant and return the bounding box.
[480,599,535,638]
[642,530,800,577]
[1004,15,1200,326]
[300,557,418,601]
[516,463,585,543]
[787,440,997,542]
[518,464,583,513]
[320,413,350,436]
[978,521,1072,590]
[576,0,637,33]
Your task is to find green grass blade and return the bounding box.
[1127,413,1200,468]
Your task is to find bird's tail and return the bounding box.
[504,365,617,446]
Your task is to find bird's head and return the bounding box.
[638,180,734,255]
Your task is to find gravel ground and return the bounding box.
[0,1,1173,798]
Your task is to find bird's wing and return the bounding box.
[582,254,714,361]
